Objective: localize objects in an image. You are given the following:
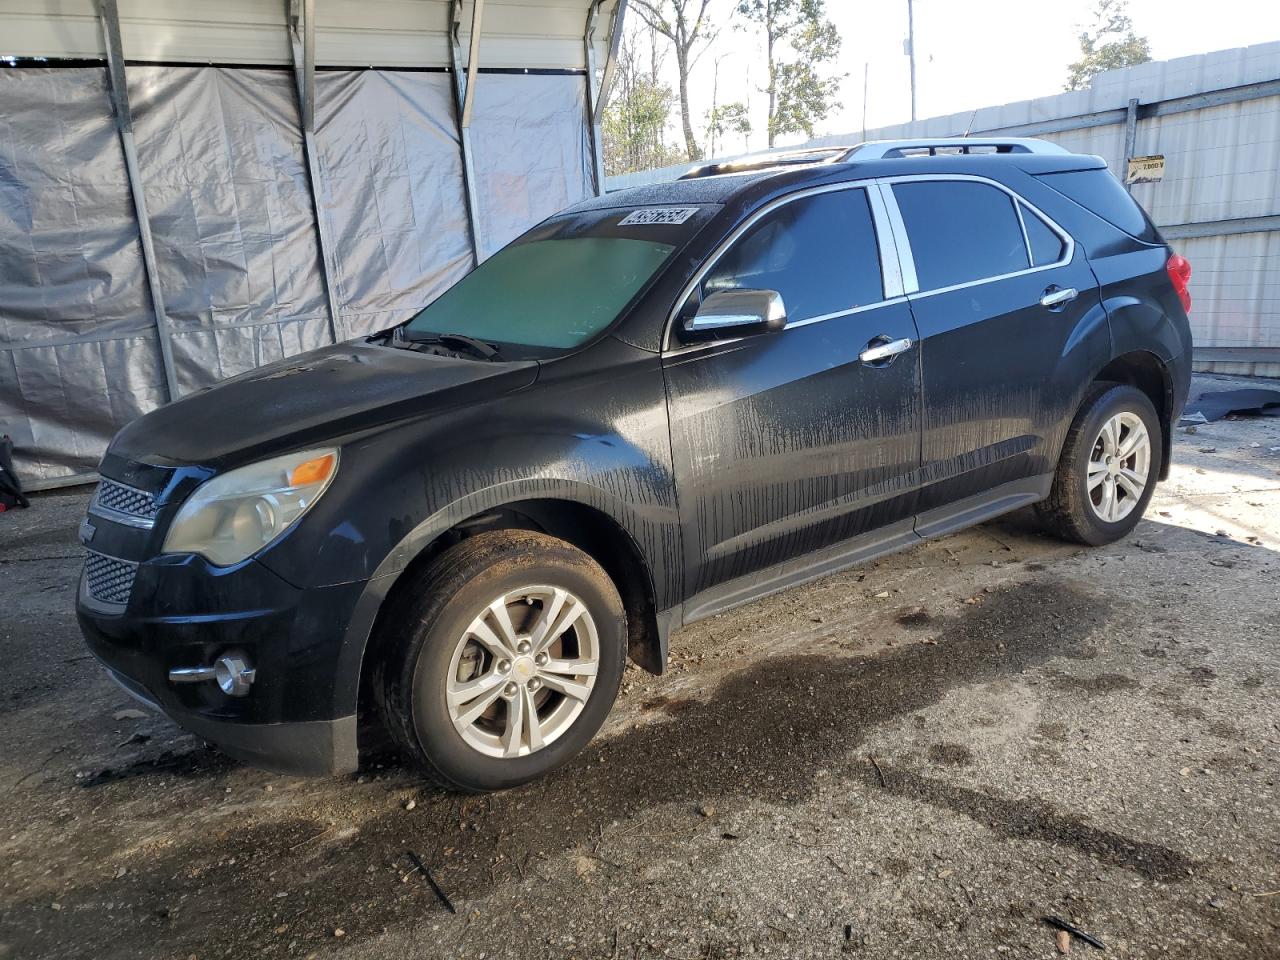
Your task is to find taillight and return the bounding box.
[1167,253,1192,313]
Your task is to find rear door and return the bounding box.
[662,185,923,616]
[883,175,1108,519]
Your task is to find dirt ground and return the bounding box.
[2,372,1279,960]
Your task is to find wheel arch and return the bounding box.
[1091,350,1174,480]
[344,489,671,751]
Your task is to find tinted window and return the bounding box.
[1022,203,1066,265]
[702,189,883,323]
[1036,168,1157,241]
[892,181,1029,290]
[405,207,708,355]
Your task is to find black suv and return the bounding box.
[78,138,1193,791]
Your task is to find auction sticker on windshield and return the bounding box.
[619,207,699,226]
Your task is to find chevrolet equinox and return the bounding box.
[78,138,1193,791]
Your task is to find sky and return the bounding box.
[649,0,1280,156]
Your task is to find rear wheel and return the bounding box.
[1035,382,1162,545]
[374,530,626,792]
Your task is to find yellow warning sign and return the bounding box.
[1126,155,1165,184]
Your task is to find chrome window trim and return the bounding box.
[1013,200,1033,263]
[866,183,906,299]
[876,173,1076,301]
[661,181,897,353]
[877,183,918,293]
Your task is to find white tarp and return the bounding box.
[0,65,594,486]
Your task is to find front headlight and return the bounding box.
[163,448,339,566]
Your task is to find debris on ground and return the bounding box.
[1180,388,1280,423]
[1042,916,1106,950]
[78,749,209,787]
[404,851,457,914]
[112,709,148,721]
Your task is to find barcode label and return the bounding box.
[618,207,699,226]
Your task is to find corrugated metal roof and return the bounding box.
[0,0,619,70]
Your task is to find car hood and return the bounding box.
[109,341,539,466]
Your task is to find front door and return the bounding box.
[662,185,923,616]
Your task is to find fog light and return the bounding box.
[169,651,256,697]
[214,653,256,697]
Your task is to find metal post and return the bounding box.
[450,0,486,262]
[594,0,627,130]
[1122,97,1139,194]
[906,0,916,123]
[582,1,610,195]
[288,0,345,343]
[97,0,180,403]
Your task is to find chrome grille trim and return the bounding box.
[91,478,158,529]
[84,551,139,606]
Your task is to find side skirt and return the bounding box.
[666,473,1054,634]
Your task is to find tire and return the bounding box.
[1035,382,1163,546]
[374,529,626,792]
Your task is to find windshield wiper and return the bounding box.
[395,328,502,361]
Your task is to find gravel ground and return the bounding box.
[2,373,1278,960]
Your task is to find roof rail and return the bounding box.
[674,137,1071,180]
[677,147,849,179]
[840,137,1070,160]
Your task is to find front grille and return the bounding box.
[84,551,138,606]
[94,478,158,523]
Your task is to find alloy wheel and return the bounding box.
[445,585,600,758]
[1086,411,1151,523]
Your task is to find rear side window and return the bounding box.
[892,181,1029,290]
[1036,168,1157,241]
[1021,203,1067,265]
[703,188,883,323]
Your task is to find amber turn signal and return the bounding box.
[290,452,337,487]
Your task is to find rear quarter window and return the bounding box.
[1035,169,1159,242]
[1021,204,1067,266]
[892,180,1029,290]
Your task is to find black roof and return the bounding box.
[569,169,782,211]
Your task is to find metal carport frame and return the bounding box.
[0,0,629,489]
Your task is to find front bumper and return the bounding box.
[103,664,356,775]
[77,552,366,776]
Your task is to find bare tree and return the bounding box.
[630,0,724,161]
[602,22,684,174]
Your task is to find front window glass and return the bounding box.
[404,207,711,355]
[701,189,884,323]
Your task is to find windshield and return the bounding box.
[402,206,712,356]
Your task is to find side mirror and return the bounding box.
[685,288,787,337]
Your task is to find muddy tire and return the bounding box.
[1035,382,1163,546]
[373,530,626,792]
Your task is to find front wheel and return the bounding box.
[1035,382,1163,546]
[374,530,627,792]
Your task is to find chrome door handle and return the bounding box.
[1040,286,1078,308]
[859,336,914,365]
